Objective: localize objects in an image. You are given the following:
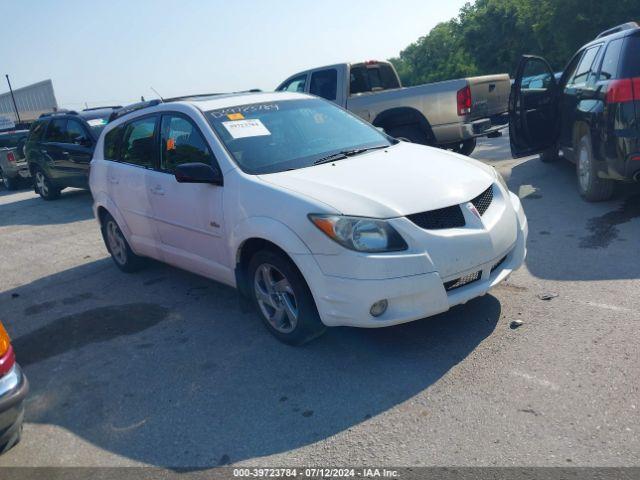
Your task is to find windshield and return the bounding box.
[205,98,393,174]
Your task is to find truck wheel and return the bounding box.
[248,249,326,345]
[34,169,60,200]
[386,125,431,145]
[0,169,19,190]
[576,133,614,202]
[539,147,559,163]
[100,212,146,272]
[451,138,477,156]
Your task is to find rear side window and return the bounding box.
[104,125,124,160]
[350,64,400,95]
[45,119,67,142]
[29,121,48,142]
[620,34,640,78]
[160,114,213,173]
[121,116,157,168]
[310,69,338,101]
[0,132,27,148]
[568,45,601,86]
[598,38,624,81]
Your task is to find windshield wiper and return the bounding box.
[312,145,388,165]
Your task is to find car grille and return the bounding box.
[407,205,466,230]
[471,185,494,216]
[443,270,481,291]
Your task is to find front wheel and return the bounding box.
[248,249,326,345]
[576,133,614,202]
[100,212,146,272]
[34,169,60,200]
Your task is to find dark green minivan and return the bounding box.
[25,107,119,200]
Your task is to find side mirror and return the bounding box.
[174,162,223,186]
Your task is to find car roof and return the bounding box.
[174,91,309,111]
[583,22,640,48]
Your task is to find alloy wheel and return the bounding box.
[577,142,591,192]
[35,171,48,196]
[106,220,127,265]
[253,263,299,334]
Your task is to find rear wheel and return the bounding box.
[386,124,431,145]
[576,133,614,202]
[539,147,559,163]
[34,169,60,200]
[100,212,146,272]
[450,138,477,156]
[248,249,325,345]
[0,169,19,190]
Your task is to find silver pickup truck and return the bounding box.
[276,60,510,155]
[0,129,30,190]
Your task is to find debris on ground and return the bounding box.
[510,320,524,329]
[537,292,559,301]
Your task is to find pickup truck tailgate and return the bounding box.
[467,74,510,119]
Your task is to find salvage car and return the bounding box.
[89,92,527,345]
[0,129,30,190]
[277,60,510,155]
[25,107,119,200]
[510,22,640,201]
[0,321,28,453]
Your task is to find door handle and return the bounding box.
[150,185,165,196]
[108,176,119,185]
[61,151,69,156]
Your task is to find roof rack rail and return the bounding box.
[39,109,79,118]
[82,105,122,112]
[163,89,262,103]
[108,99,162,122]
[595,21,639,39]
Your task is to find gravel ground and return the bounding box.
[0,134,638,468]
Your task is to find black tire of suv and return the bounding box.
[33,169,61,200]
[386,125,431,145]
[248,249,326,346]
[576,132,614,202]
[539,147,559,163]
[100,212,146,272]
[0,169,19,191]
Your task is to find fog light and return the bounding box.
[370,299,388,317]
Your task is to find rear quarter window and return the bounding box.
[620,34,640,78]
[104,125,124,160]
[599,38,624,80]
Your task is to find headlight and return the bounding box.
[494,168,509,191]
[308,214,408,253]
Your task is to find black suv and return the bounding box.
[509,22,640,201]
[25,107,119,200]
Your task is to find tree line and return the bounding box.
[389,0,639,85]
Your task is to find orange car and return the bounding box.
[0,321,28,453]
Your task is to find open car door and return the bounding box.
[509,55,560,158]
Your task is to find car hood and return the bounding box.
[258,142,496,218]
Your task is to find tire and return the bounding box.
[386,124,431,145]
[33,169,60,200]
[539,147,559,163]
[0,169,19,191]
[248,249,326,345]
[100,212,146,272]
[451,138,477,156]
[0,422,22,454]
[576,132,614,202]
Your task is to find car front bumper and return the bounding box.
[0,364,29,450]
[294,191,528,328]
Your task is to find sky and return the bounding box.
[1,0,468,109]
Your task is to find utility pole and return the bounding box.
[4,75,21,123]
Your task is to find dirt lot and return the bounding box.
[0,135,638,468]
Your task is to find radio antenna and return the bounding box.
[150,87,164,101]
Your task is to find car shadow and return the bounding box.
[1,259,501,468]
[0,189,93,227]
[503,152,640,281]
